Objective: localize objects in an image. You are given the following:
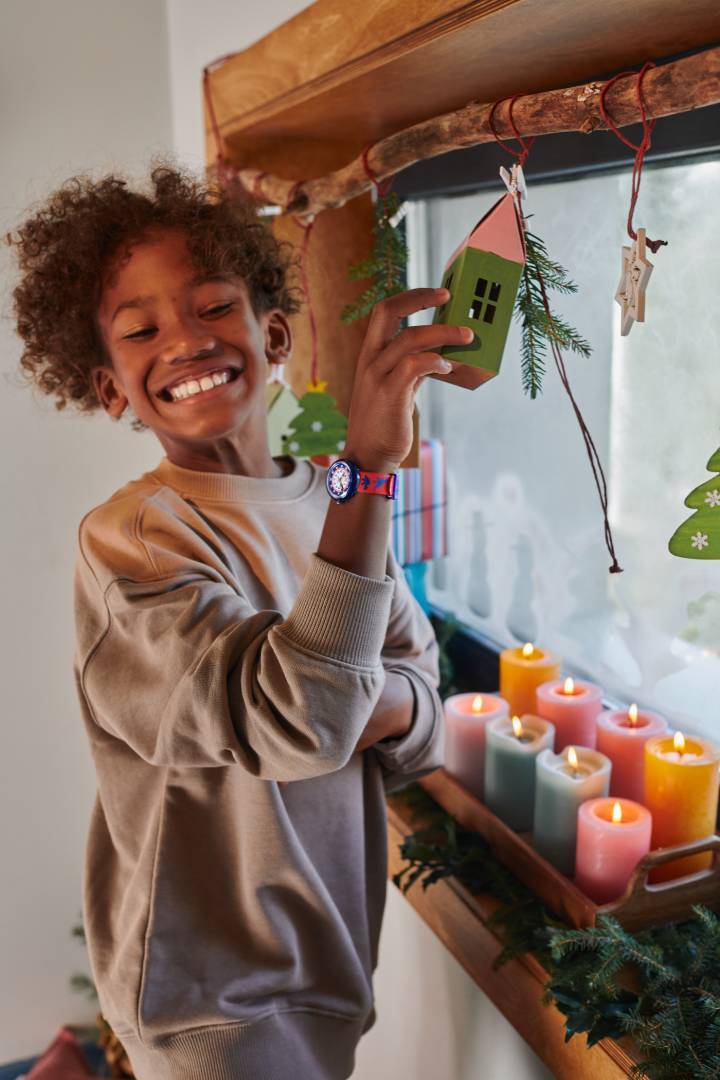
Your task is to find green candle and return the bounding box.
[484,714,555,830]
[533,746,611,875]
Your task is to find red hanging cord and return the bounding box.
[488,96,622,573]
[487,96,535,168]
[361,145,394,197]
[599,62,667,254]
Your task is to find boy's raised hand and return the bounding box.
[343,288,473,471]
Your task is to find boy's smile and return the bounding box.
[92,226,293,477]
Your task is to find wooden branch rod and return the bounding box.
[227,44,719,218]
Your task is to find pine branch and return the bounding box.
[341,191,408,323]
[514,225,591,398]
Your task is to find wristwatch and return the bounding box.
[325,458,398,503]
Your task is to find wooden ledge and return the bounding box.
[386,792,638,1079]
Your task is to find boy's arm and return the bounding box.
[75,501,395,782]
[368,544,445,794]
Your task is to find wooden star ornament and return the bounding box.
[615,227,654,336]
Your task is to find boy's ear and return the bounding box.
[91,365,128,419]
[264,309,292,364]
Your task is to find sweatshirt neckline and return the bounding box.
[147,454,318,502]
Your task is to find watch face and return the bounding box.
[327,460,354,500]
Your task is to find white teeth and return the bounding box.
[167,368,234,402]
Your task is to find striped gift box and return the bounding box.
[391,438,448,566]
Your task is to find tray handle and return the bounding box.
[601,834,720,925]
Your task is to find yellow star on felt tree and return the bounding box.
[615,227,654,336]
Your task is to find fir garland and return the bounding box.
[515,226,592,399]
[341,191,408,323]
[394,782,720,1079]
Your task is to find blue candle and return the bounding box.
[484,714,555,830]
[533,746,611,875]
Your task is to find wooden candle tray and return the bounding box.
[418,770,720,931]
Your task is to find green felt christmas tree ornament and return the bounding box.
[669,447,720,558]
[282,379,348,460]
[432,191,525,390]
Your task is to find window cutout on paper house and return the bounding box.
[469,277,501,323]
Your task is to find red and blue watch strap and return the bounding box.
[357,468,397,500]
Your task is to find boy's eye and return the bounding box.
[123,302,234,340]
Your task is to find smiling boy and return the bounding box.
[7,161,468,1079]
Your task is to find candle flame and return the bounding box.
[673,731,686,754]
[512,716,523,738]
[472,695,484,713]
[612,801,623,824]
[522,642,534,658]
[628,703,638,725]
[563,677,575,695]
[567,746,579,770]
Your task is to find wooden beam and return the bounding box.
[386,793,639,1078]
[223,44,720,217]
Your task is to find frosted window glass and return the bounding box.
[409,160,720,741]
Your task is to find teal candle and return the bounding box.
[534,746,612,876]
[484,714,555,830]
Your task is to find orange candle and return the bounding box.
[499,642,561,719]
[644,731,720,882]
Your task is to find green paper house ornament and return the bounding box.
[432,191,525,390]
[669,448,720,558]
[282,380,348,459]
[265,375,302,457]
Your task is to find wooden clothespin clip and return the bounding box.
[500,163,528,215]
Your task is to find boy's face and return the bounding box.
[92,226,292,472]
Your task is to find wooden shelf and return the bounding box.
[386,791,638,1079]
[207,0,720,162]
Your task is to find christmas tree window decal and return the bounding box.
[669,447,720,559]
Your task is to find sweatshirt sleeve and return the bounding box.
[74,499,395,781]
[371,545,445,794]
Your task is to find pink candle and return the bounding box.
[596,704,668,802]
[575,797,652,904]
[443,693,509,800]
[536,677,603,751]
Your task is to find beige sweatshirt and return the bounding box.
[72,452,444,1080]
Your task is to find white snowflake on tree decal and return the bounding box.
[311,420,323,432]
[691,532,710,550]
[705,490,720,507]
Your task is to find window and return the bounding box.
[409,158,720,741]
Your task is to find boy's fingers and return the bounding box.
[359,288,450,361]
[371,323,472,377]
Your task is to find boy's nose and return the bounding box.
[165,337,219,364]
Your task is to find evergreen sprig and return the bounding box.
[341,191,408,323]
[515,226,592,399]
[395,783,720,1078]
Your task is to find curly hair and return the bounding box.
[5,155,302,433]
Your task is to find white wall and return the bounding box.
[1,1,551,1075]
[0,0,173,1063]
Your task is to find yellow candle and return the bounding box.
[499,642,561,719]
[644,731,720,882]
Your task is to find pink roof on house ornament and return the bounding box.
[444,192,526,270]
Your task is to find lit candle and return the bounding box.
[499,643,561,719]
[575,797,652,903]
[596,703,668,801]
[484,714,555,830]
[644,731,720,882]
[443,692,509,800]
[534,746,612,875]
[535,676,604,752]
